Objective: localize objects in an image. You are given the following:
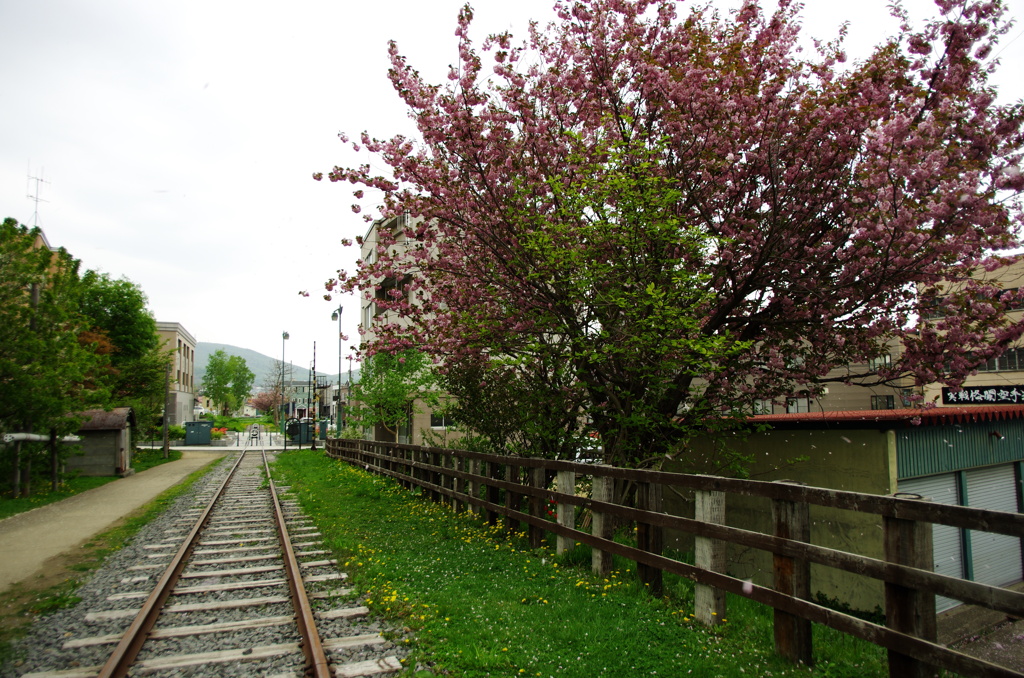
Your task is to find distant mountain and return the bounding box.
[195,342,357,392]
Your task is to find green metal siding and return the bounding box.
[895,421,1024,479]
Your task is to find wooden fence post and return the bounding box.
[440,451,451,508]
[884,496,937,678]
[469,459,481,517]
[487,462,501,526]
[404,448,413,490]
[407,448,416,487]
[421,449,430,494]
[452,454,463,513]
[506,464,522,536]
[772,482,812,666]
[428,451,440,503]
[529,467,545,549]
[695,489,726,626]
[591,472,614,576]
[636,481,664,596]
[556,470,576,554]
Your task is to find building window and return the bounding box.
[375,275,413,306]
[753,399,774,415]
[925,288,1024,320]
[431,412,457,428]
[868,353,892,371]
[999,348,1021,372]
[871,395,896,410]
[974,347,1024,372]
[786,397,810,414]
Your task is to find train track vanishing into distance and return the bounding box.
[10,446,405,677]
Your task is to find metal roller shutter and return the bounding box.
[964,465,1023,588]
[898,473,963,612]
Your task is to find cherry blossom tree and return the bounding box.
[250,390,279,415]
[318,0,1024,467]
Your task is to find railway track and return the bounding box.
[13,447,404,678]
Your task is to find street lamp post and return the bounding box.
[331,306,343,436]
[281,331,289,450]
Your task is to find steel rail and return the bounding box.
[96,450,250,678]
[262,448,332,678]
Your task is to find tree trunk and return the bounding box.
[11,440,21,499]
[49,428,59,492]
[23,454,32,498]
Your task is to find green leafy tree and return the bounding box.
[348,350,437,442]
[0,218,107,495]
[77,271,169,432]
[438,345,589,459]
[201,350,255,416]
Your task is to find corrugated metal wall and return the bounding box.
[896,421,1024,479]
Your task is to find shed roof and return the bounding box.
[75,407,135,431]
[751,405,1024,429]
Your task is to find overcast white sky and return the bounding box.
[2,0,1022,375]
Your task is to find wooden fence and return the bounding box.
[323,438,1024,678]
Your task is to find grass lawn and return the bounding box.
[0,448,181,521]
[209,415,272,432]
[272,448,889,677]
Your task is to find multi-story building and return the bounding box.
[748,336,915,415]
[283,376,331,419]
[155,322,196,426]
[358,215,448,445]
[283,378,309,419]
[922,257,1024,408]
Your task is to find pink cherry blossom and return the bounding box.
[319,0,1024,466]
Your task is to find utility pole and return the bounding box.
[310,342,318,451]
[331,306,343,435]
[282,332,289,451]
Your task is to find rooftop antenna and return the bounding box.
[26,165,50,227]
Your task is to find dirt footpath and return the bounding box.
[0,450,225,593]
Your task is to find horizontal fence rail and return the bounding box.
[324,438,1024,678]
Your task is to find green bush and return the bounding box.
[211,415,259,432]
[167,425,185,440]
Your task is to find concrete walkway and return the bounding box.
[0,435,325,593]
[0,449,229,593]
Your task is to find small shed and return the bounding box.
[67,408,135,477]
